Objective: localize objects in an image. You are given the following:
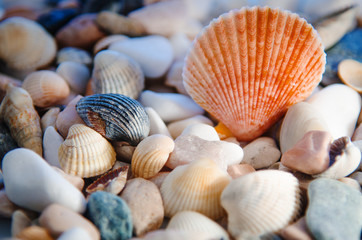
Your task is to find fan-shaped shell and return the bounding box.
[22,70,70,108]
[167,211,230,240]
[92,50,144,99]
[0,86,42,155]
[75,93,150,145]
[0,17,56,71]
[58,124,116,178]
[131,134,174,179]
[160,158,231,220]
[220,170,301,239]
[183,6,326,141]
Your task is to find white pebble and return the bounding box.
[167,115,213,139]
[58,227,92,240]
[145,107,171,137]
[43,126,63,168]
[180,123,220,141]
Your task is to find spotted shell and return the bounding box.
[0,85,42,155]
[76,93,150,145]
[161,158,231,220]
[220,170,301,239]
[22,70,70,108]
[0,17,56,71]
[92,50,144,99]
[183,6,326,141]
[58,124,116,178]
[131,134,174,179]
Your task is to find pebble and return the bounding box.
[338,177,361,192]
[242,137,281,169]
[39,204,100,240]
[179,123,220,141]
[87,191,133,240]
[352,123,362,141]
[281,131,332,175]
[145,107,171,137]
[112,142,135,163]
[227,164,256,179]
[58,227,92,240]
[280,217,313,240]
[169,33,192,61]
[306,178,362,240]
[0,189,20,218]
[167,115,213,139]
[120,178,164,236]
[350,171,362,185]
[40,107,60,132]
[109,35,173,78]
[139,90,204,122]
[16,225,53,240]
[57,47,93,66]
[149,172,169,190]
[43,126,63,168]
[37,8,79,34]
[56,61,90,95]
[52,167,84,191]
[165,61,188,95]
[167,134,243,170]
[2,148,86,213]
[11,210,32,237]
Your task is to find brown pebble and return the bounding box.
[11,210,32,237]
[16,226,54,240]
[227,163,255,179]
[0,189,20,218]
[350,171,362,185]
[281,131,332,175]
[41,107,61,133]
[280,216,313,240]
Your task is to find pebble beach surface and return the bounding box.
[0,0,362,240]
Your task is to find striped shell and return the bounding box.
[220,170,301,239]
[0,17,56,71]
[161,158,231,220]
[22,70,70,108]
[131,134,174,179]
[92,50,144,99]
[76,93,150,145]
[58,124,116,178]
[0,86,42,155]
[183,6,326,141]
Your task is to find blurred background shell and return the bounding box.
[58,124,116,178]
[56,47,93,67]
[56,61,90,95]
[92,50,144,99]
[22,70,70,108]
[0,17,56,72]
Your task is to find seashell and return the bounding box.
[338,59,362,93]
[183,6,326,142]
[56,47,93,67]
[58,124,116,178]
[76,93,150,145]
[313,137,361,179]
[279,102,329,153]
[131,134,175,179]
[161,158,231,220]
[93,35,129,54]
[56,61,90,95]
[220,170,301,239]
[96,11,146,37]
[22,70,70,108]
[41,107,61,133]
[167,211,230,240]
[0,17,56,72]
[0,122,18,161]
[92,50,144,99]
[86,166,129,195]
[0,85,42,155]
[0,73,22,101]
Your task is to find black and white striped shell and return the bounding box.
[76,93,150,145]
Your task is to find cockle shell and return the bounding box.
[22,70,70,108]
[0,85,42,155]
[0,17,56,71]
[56,61,90,95]
[76,93,150,145]
[167,211,230,240]
[161,158,231,220]
[183,6,326,142]
[221,170,301,239]
[58,124,116,178]
[338,59,362,93]
[92,50,144,99]
[131,134,175,179]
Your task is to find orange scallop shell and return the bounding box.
[183,6,326,141]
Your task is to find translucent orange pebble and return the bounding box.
[183,6,326,141]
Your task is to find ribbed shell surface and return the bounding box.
[76,93,150,145]
[183,6,326,141]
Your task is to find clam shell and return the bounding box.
[0,86,42,155]
[92,50,144,99]
[22,70,70,108]
[131,134,175,179]
[160,158,231,220]
[221,170,301,239]
[167,211,230,240]
[183,6,326,141]
[58,124,116,178]
[0,122,18,160]
[338,59,362,93]
[56,47,93,67]
[56,61,90,95]
[76,93,150,145]
[0,17,56,71]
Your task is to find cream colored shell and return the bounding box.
[161,158,231,220]
[338,59,362,93]
[131,134,174,179]
[58,124,116,178]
